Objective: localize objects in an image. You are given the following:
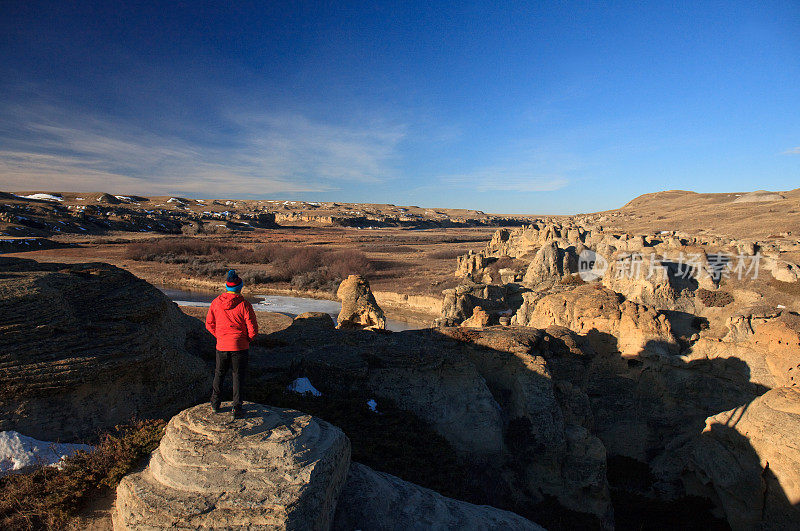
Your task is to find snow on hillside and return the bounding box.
[18,193,64,202]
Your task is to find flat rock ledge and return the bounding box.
[113,402,351,530]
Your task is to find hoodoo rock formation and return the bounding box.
[336,274,386,330]
[0,257,209,442]
[512,284,678,358]
[114,403,352,530]
[434,219,800,529]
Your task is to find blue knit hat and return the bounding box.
[225,269,243,292]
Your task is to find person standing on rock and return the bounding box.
[206,270,258,419]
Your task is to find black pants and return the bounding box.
[210,349,249,410]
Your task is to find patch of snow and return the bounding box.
[167,197,185,204]
[76,197,84,200]
[287,377,321,396]
[778,304,786,309]
[366,399,378,413]
[20,193,63,202]
[0,431,92,476]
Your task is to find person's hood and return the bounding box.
[217,291,244,310]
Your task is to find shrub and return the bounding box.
[238,270,272,285]
[696,288,734,307]
[290,270,340,293]
[0,419,166,530]
[180,259,229,278]
[326,250,372,279]
[125,238,229,261]
[130,239,373,288]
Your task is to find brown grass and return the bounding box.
[0,419,166,530]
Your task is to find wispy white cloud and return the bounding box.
[0,102,405,196]
[782,146,800,155]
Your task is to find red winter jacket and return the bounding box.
[205,292,258,351]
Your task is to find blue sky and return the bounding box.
[1,1,798,214]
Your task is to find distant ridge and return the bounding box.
[596,188,800,239]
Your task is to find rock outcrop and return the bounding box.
[772,260,799,283]
[522,242,579,284]
[689,306,800,389]
[336,274,386,330]
[513,284,678,358]
[455,250,491,280]
[253,316,614,524]
[601,252,698,312]
[438,282,511,326]
[114,402,352,530]
[334,462,545,530]
[689,387,800,530]
[0,257,209,442]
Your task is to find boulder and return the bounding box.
[771,260,799,283]
[689,388,800,530]
[333,462,544,530]
[461,306,490,328]
[114,402,351,530]
[0,257,209,442]
[336,275,385,330]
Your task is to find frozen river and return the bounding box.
[160,288,424,332]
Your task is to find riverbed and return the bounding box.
[160,287,425,332]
